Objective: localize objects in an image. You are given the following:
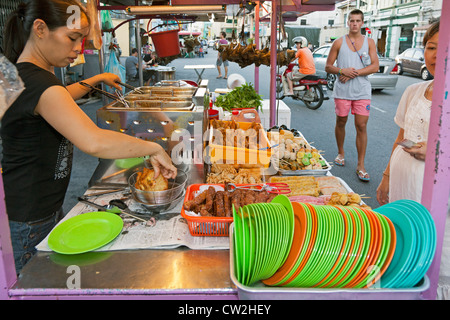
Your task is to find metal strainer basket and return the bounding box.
[128,170,187,204]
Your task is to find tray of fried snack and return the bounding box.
[269,176,321,197]
[206,163,265,184]
[180,183,278,236]
[269,175,369,208]
[267,127,331,175]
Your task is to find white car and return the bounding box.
[312,44,399,91]
[208,40,216,48]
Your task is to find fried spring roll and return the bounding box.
[183,190,207,211]
[214,191,225,217]
[223,191,232,217]
[205,186,216,212]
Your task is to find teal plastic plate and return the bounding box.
[385,200,436,287]
[374,206,417,288]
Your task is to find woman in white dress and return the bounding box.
[376,20,449,300]
[376,21,438,204]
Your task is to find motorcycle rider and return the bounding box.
[283,36,316,96]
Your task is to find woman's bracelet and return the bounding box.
[338,68,342,76]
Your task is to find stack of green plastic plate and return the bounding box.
[235,202,396,289]
[234,198,435,289]
[374,199,437,288]
[233,195,295,286]
[268,205,394,288]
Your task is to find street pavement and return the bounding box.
[63,49,424,213]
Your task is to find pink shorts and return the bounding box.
[334,98,371,117]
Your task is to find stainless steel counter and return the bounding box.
[11,249,235,298]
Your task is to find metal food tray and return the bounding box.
[108,100,195,111]
[124,86,196,96]
[277,130,332,176]
[269,175,352,192]
[229,224,430,300]
[278,158,332,176]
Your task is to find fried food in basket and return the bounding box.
[183,184,277,217]
[134,168,169,191]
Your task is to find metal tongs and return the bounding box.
[114,89,130,108]
[79,81,130,108]
[78,196,147,222]
[117,81,145,94]
[226,183,291,195]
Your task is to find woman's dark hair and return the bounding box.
[423,20,439,47]
[3,0,89,63]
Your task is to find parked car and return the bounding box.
[208,39,216,48]
[395,48,433,80]
[312,44,399,91]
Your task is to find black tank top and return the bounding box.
[1,62,73,222]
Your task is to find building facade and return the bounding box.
[296,0,441,58]
[361,0,442,58]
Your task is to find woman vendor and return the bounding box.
[1,0,177,274]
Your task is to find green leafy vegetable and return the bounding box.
[214,83,263,112]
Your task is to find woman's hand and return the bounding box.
[100,73,121,90]
[403,141,427,161]
[376,176,390,205]
[148,146,177,180]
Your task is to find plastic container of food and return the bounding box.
[207,121,273,167]
[180,184,233,237]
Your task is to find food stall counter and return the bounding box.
[9,160,238,299]
[10,248,236,299]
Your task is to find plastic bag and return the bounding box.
[0,54,25,119]
[104,51,125,94]
[101,9,114,31]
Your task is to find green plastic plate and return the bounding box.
[48,212,123,255]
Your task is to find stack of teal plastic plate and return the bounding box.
[374,199,437,288]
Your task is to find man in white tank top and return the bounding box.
[325,9,379,182]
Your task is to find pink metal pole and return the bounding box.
[421,1,450,300]
[269,1,277,127]
[254,1,260,93]
[0,173,16,300]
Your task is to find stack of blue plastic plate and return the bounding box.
[374,199,436,288]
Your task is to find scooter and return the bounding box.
[276,63,329,110]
